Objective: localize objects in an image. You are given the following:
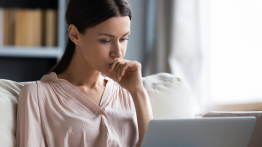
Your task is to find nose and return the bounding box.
[110,42,122,58]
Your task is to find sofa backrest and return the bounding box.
[0,73,194,147]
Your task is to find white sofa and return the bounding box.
[0,73,195,147]
[1,73,262,147]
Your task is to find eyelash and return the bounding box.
[100,38,129,43]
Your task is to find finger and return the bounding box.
[114,62,122,81]
[109,60,118,72]
[116,63,125,81]
[120,63,128,77]
[128,60,140,71]
[120,63,128,76]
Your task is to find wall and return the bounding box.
[125,0,146,64]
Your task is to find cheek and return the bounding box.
[80,42,110,65]
[121,46,127,58]
[81,40,107,56]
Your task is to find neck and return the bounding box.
[57,51,105,89]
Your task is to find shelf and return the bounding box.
[0,0,58,9]
[0,0,66,81]
[0,46,63,58]
[0,0,67,60]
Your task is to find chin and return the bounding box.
[99,68,109,76]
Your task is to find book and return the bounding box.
[15,9,23,46]
[9,9,15,45]
[45,9,57,47]
[32,9,44,46]
[3,9,11,46]
[4,9,15,46]
[9,8,58,47]
[0,9,3,46]
[25,9,34,46]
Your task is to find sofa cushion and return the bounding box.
[142,73,194,119]
[203,111,262,147]
[0,79,30,147]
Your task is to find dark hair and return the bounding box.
[48,0,132,74]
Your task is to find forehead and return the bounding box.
[85,16,131,35]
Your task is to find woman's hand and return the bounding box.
[104,59,153,147]
[104,59,143,93]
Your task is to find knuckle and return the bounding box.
[136,61,141,67]
[133,60,140,64]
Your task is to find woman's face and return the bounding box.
[74,16,130,75]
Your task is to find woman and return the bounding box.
[16,0,153,146]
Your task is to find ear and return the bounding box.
[68,24,80,44]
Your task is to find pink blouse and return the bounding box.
[16,72,139,147]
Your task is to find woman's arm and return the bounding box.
[129,88,153,147]
[16,82,46,147]
[104,59,153,147]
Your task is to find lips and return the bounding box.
[108,61,116,65]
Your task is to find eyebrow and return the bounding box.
[98,31,131,38]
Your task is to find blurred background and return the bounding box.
[0,0,262,115]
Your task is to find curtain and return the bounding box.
[143,0,173,75]
[143,0,209,115]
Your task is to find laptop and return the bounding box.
[141,117,256,147]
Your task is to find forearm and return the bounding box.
[130,88,153,147]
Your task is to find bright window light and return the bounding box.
[209,0,262,105]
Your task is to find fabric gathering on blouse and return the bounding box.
[16,72,139,147]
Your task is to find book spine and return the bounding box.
[9,9,15,45]
[45,9,58,47]
[4,9,11,46]
[32,9,44,47]
[0,8,3,46]
[4,8,58,47]
[15,9,22,46]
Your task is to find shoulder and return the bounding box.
[20,80,49,92]
[20,82,38,95]
[19,81,45,102]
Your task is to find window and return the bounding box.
[209,0,262,105]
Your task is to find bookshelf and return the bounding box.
[0,47,63,58]
[0,0,67,60]
[0,0,67,81]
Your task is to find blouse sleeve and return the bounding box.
[16,82,46,147]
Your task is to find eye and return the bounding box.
[100,40,111,43]
[120,38,129,42]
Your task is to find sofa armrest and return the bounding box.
[0,79,31,147]
[203,111,262,147]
